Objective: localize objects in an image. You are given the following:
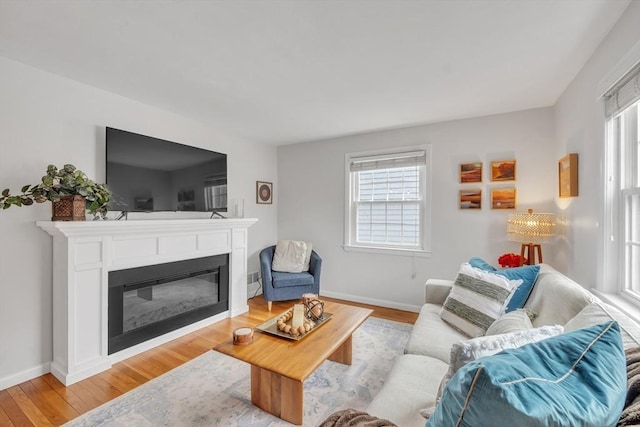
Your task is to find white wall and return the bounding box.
[0,57,278,388]
[278,108,556,311]
[553,0,640,289]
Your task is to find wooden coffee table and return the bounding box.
[213,301,372,425]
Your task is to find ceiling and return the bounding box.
[0,0,631,146]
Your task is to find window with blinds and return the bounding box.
[604,63,640,299]
[345,148,431,254]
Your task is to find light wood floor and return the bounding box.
[0,295,418,426]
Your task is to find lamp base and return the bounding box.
[520,243,543,265]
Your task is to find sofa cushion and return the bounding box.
[271,271,314,288]
[404,304,469,363]
[427,321,626,427]
[564,301,640,349]
[469,258,539,312]
[440,263,521,337]
[524,263,596,327]
[366,354,448,427]
[485,309,533,335]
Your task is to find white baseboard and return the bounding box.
[321,290,421,313]
[2,310,236,390]
[0,362,51,391]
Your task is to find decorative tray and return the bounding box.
[255,309,333,341]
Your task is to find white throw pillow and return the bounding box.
[440,263,522,337]
[445,325,564,388]
[271,240,308,273]
[485,309,534,336]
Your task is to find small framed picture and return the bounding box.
[459,189,482,209]
[491,187,516,209]
[490,160,516,182]
[256,181,273,204]
[460,162,482,183]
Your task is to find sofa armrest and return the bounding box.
[425,279,454,305]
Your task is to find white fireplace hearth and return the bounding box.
[37,218,258,386]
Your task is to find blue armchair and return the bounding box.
[259,245,322,310]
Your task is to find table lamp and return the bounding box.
[507,209,557,265]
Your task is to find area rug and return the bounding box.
[64,317,411,427]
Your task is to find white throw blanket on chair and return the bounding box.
[272,240,310,273]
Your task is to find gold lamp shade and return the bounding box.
[507,209,556,264]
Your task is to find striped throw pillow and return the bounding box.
[440,263,522,337]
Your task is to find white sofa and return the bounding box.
[366,264,640,427]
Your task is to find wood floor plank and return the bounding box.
[166,336,209,359]
[40,374,94,416]
[120,354,166,380]
[109,361,151,387]
[134,347,183,373]
[96,367,140,395]
[29,377,80,422]
[1,295,416,426]
[0,403,17,427]
[0,389,31,427]
[65,380,111,409]
[83,375,124,402]
[18,381,76,426]
[6,386,51,426]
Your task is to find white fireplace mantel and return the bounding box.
[37,218,258,385]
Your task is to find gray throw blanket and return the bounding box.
[318,409,398,427]
[618,346,640,426]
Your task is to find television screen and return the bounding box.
[106,127,227,213]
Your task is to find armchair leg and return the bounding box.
[268,301,272,311]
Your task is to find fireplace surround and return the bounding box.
[37,218,257,386]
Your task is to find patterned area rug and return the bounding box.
[64,317,411,427]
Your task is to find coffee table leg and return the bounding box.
[251,365,303,425]
[328,334,353,365]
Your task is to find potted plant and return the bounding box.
[0,164,111,220]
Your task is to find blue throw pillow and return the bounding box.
[426,321,626,427]
[468,257,497,272]
[469,258,539,311]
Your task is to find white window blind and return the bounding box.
[347,150,427,250]
[605,63,640,119]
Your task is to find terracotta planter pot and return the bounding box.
[52,195,86,221]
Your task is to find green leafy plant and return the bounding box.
[0,164,111,219]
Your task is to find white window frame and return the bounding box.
[603,86,640,303]
[612,103,640,301]
[343,145,432,257]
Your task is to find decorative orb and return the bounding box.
[306,299,324,321]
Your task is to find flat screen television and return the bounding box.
[106,127,227,213]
